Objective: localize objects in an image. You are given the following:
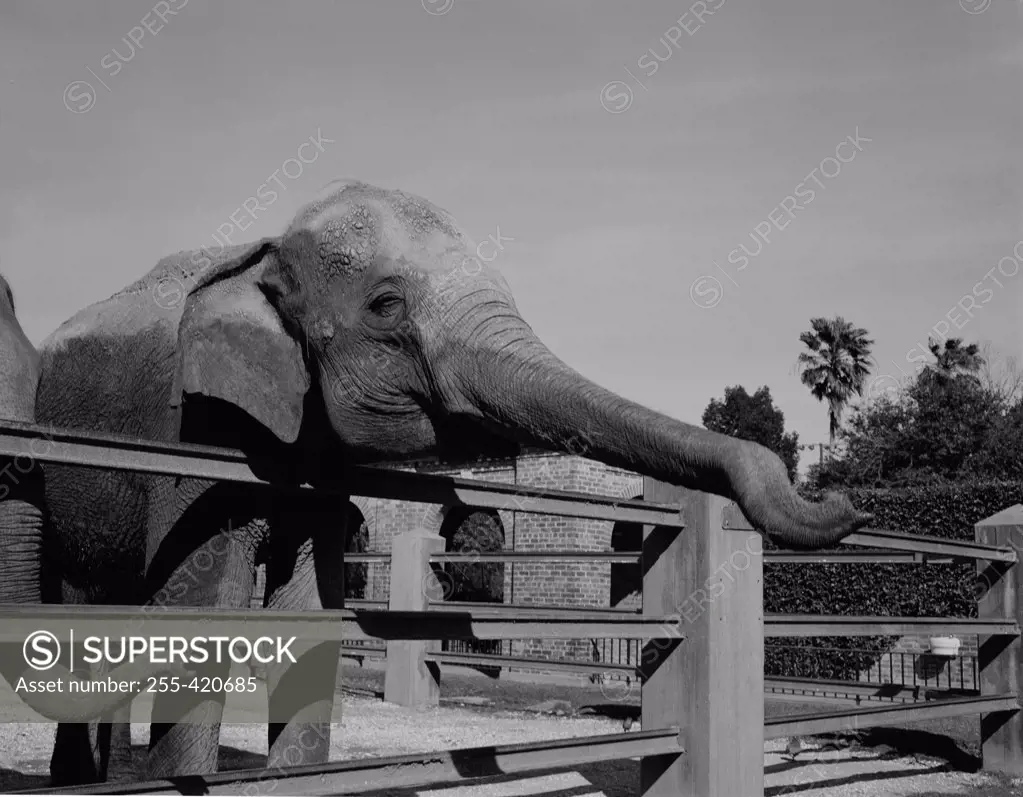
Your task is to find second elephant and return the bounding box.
[0,274,188,733]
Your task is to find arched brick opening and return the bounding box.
[436,507,505,658]
[436,507,505,603]
[345,501,369,600]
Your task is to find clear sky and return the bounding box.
[1,0,1020,474]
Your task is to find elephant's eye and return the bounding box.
[368,293,404,320]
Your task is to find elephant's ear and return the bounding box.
[172,239,311,444]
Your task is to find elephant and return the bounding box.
[35,179,871,783]
[0,273,191,729]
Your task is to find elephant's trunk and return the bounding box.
[455,332,871,550]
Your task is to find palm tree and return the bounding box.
[798,317,875,447]
[927,337,983,382]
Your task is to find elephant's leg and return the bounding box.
[50,724,103,787]
[144,523,257,779]
[50,583,136,785]
[264,501,346,769]
[51,713,133,786]
[90,675,134,782]
[44,455,149,787]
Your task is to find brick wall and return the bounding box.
[507,454,642,668]
[248,452,645,673]
[889,634,978,658]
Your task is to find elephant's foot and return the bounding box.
[268,719,332,769]
[265,644,340,768]
[105,721,135,782]
[50,721,134,785]
[146,719,222,779]
[145,680,231,777]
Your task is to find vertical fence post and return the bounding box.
[640,482,763,796]
[977,505,1023,774]
[383,527,446,707]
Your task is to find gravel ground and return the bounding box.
[2,695,1023,795]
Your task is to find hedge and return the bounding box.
[764,480,1023,680]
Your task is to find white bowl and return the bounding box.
[929,636,961,656]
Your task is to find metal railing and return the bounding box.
[765,643,979,692]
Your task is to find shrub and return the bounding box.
[764,480,1023,679]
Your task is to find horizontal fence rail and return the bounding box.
[341,643,386,657]
[722,503,1018,562]
[355,549,997,565]
[836,529,1017,562]
[425,601,645,618]
[344,598,389,610]
[765,694,1021,739]
[765,676,979,705]
[356,543,1013,567]
[29,728,684,796]
[770,550,956,564]
[0,421,684,525]
[0,604,682,642]
[0,421,1012,554]
[335,605,1021,636]
[766,616,1019,637]
[430,551,643,563]
[425,650,636,675]
[343,610,682,641]
[350,597,639,615]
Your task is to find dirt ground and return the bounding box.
[2,693,1023,796]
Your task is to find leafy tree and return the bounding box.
[811,340,1021,488]
[978,343,1023,405]
[702,385,800,482]
[798,317,874,446]
[968,397,1023,479]
[808,393,915,488]
[905,371,1001,478]
[926,337,983,383]
[444,510,504,602]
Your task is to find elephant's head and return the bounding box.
[174,179,870,549]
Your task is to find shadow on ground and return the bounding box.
[0,766,48,791]
[764,763,951,796]
[759,727,986,797]
[359,760,639,797]
[801,727,981,771]
[576,703,639,722]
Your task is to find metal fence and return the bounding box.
[765,642,979,691]
[442,638,503,656]
[589,636,642,669]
